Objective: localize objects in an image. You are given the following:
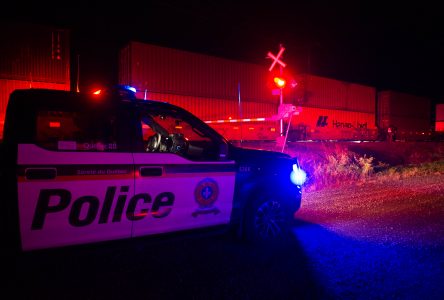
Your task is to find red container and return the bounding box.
[377,90,433,140]
[207,106,378,141]
[383,115,431,131]
[120,42,273,103]
[120,42,377,114]
[118,41,384,141]
[0,21,70,84]
[0,79,70,139]
[377,90,431,120]
[290,106,377,141]
[436,104,444,121]
[304,75,376,113]
[138,91,278,121]
[376,113,432,141]
[209,121,280,141]
[183,104,378,141]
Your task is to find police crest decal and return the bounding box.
[192,178,221,217]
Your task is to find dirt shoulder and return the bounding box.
[298,173,444,247]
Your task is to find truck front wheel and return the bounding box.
[244,193,294,244]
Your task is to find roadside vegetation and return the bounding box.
[285,142,444,192]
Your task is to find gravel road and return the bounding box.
[295,173,444,299]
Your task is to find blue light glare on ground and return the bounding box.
[292,221,444,299]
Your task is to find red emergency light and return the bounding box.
[49,121,61,128]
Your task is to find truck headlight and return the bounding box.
[290,164,306,186]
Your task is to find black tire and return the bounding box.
[244,193,294,244]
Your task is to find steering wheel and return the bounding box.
[169,133,189,154]
[146,133,162,152]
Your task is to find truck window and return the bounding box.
[139,109,220,161]
[36,109,120,152]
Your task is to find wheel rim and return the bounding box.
[254,200,286,240]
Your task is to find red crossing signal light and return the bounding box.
[273,76,286,88]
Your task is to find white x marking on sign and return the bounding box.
[267,46,286,71]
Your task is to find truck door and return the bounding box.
[131,106,236,237]
[17,106,135,251]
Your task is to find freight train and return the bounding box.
[0,23,440,142]
[120,42,436,142]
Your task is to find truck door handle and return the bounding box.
[139,167,163,177]
[25,168,57,180]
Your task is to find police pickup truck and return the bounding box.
[1,86,305,252]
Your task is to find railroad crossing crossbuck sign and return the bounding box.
[267,46,287,71]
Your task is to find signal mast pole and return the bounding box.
[279,49,284,136]
[267,44,287,137]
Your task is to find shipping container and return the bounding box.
[303,75,376,113]
[0,21,70,84]
[135,91,278,121]
[376,90,432,140]
[208,121,280,141]
[196,106,377,141]
[119,42,376,113]
[119,41,273,103]
[134,90,280,141]
[382,115,431,131]
[288,106,377,141]
[436,104,444,121]
[0,21,71,140]
[377,90,431,121]
[0,79,70,139]
[377,115,432,141]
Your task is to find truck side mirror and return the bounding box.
[219,142,229,160]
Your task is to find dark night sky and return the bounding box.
[3,1,444,103]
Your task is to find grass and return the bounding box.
[284,142,444,192]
